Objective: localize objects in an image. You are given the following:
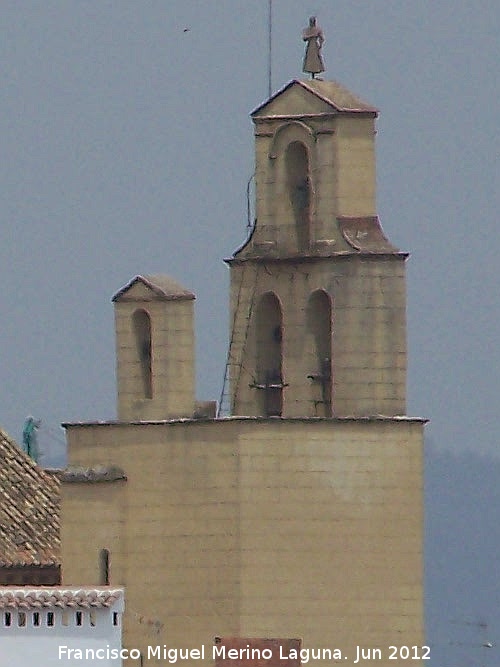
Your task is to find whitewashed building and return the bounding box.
[0,587,125,666]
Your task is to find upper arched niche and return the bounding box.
[269,121,317,253]
[132,308,153,399]
[268,120,315,160]
[285,141,311,250]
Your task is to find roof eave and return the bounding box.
[112,275,195,302]
[251,78,378,119]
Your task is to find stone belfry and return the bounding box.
[62,20,425,658]
[225,27,406,419]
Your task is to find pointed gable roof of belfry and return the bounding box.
[0,428,60,567]
[112,274,195,302]
[251,78,378,118]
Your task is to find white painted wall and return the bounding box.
[0,590,125,667]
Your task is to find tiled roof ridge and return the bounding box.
[112,274,195,302]
[251,78,378,116]
[0,588,122,609]
[297,78,378,113]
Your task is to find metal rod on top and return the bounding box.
[268,0,272,97]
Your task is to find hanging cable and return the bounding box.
[268,0,273,97]
[246,171,256,230]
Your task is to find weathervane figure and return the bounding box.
[302,16,325,78]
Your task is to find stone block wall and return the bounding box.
[62,417,424,666]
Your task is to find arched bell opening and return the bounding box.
[132,309,153,399]
[285,141,312,251]
[254,292,284,416]
[306,290,333,416]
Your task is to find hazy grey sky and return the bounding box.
[0,3,498,665]
[1,1,498,461]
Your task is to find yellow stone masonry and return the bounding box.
[62,418,424,666]
[61,76,425,667]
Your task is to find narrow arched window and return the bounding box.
[306,290,333,416]
[132,309,153,399]
[99,548,110,586]
[285,141,311,251]
[255,292,284,416]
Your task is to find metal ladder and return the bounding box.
[217,263,259,417]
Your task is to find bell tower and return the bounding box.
[225,78,407,418]
[113,274,196,421]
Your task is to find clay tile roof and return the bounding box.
[0,587,123,609]
[251,78,378,116]
[298,79,378,113]
[0,429,60,567]
[112,274,195,302]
